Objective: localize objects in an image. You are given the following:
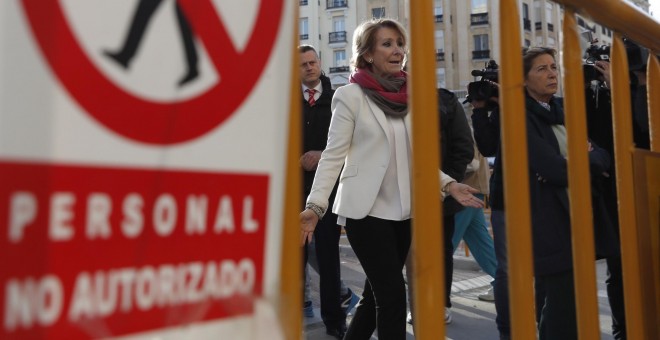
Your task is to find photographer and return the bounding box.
[582,41,654,339]
[583,60,627,340]
[469,79,513,340]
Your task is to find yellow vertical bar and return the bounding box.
[409,0,445,339]
[646,52,660,330]
[648,53,660,152]
[499,0,537,339]
[561,9,601,339]
[279,3,302,339]
[610,34,647,340]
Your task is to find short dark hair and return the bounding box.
[522,47,557,76]
[350,18,407,70]
[298,44,319,58]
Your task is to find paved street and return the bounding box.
[304,235,616,339]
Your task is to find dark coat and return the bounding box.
[302,74,337,205]
[525,95,612,275]
[584,85,624,259]
[472,105,504,210]
[438,89,474,216]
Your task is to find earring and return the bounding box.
[368,58,373,63]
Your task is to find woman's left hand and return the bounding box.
[446,182,484,208]
[300,209,319,246]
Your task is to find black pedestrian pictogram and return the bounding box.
[104,0,199,87]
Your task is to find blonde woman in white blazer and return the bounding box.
[300,18,483,340]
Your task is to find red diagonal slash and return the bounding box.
[20,0,285,145]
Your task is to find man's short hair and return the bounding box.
[298,44,319,58]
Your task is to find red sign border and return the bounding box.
[19,0,285,145]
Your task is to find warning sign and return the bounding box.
[1,161,268,338]
[1,0,294,339]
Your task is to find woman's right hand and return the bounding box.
[446,182,484,208]
[300,209,319,246]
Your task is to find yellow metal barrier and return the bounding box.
[648,51,660,331]
[498,1,538,339]
[409,0,445,338]
[280,3,302,339]
[610,34,649,339]
[561,9,600,339]
[556,0,660,52]
[497,0,660,339]
[649,54,660,152]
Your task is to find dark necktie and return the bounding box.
[306,89,317,106]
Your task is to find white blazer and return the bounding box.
[306,83,456,219]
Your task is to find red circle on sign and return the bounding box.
[20,0,285,145]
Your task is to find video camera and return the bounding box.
[583,41,610,83]
[583,38,654,84]
[465,60,499,108]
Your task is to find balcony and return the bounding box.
[299,34,309,40]
[470,13,489,25]
[523,19,531,31]
[436,51,445,61]
[329,66,350,73]
[547,23,554,32]
[535,21,542,30]
[299,0,308,5]
[472,50,490,59]
[435,14,443,23]
[329,31,347,43]
[327,0,347,9]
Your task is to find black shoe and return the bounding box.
[326,325,346,339]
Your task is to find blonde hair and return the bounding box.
[350,18,408,71]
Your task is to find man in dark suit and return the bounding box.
[299,44,353,339]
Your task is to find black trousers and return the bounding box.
[537,270,578,340]
[443,215,455,308]
[302,211,345,330]
[343,216,411,340]
[606,256,626,340]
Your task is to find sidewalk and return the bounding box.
[304,235,494,339]
[304,235,616,339]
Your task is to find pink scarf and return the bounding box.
[350,68,408,117]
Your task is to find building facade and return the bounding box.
[298,0,650,92]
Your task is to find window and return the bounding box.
[435,30,445,52]
[334,50,346,67]
[522,3,529,19]
[548,37,555,47]
[471,0,487,14]
[372,7,386,18]
[534,0,542,21]
[524,39,531,47]
[434,0,443,15]
[536,36,544,46]
[436,68,446,88]
[333,16,345,32]
[327,0,347,9]
[545,3,553,23]
[300,18,309,40]
[474,34,489,51]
